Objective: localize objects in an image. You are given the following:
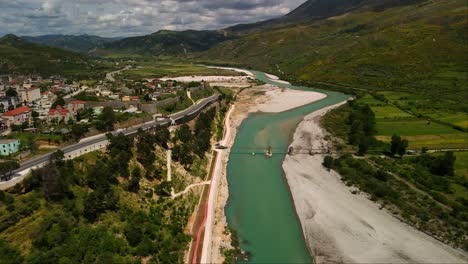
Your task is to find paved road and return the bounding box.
[192,104,235,264]
[0,94,220,188]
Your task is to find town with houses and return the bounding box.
[0,70,213,158]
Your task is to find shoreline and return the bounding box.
[208,82,327,263]
[282,102,468,263]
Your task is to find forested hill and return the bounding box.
[91,30,234,58]
[0,34,114,79]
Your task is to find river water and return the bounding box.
[225,71,349,263]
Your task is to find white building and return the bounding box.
[19,87,41,103]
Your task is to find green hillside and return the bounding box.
[92,30,234,58]
[199,0,467,110]
[0,35,114,79]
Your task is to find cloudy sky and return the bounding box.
[1,0,305,37]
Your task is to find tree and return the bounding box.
[5,88,17,97]
[430,152,456,176]
[175,124,192,144]
[71,124,88,141]
[21,121,29,131]
[0,239,23,264]
[32,110,40,128]
[96,107,115,131]
[390,135,408,156]
[51,97,65,109]
[107,133,133,177]
[84,188,118,222]
[358,142,369,156]
[179,143,194,168]
[398,139,409,156]
[322,156,334,169]
[136,130,156,167]
[390,135,401,156]
[155,126,170,149]
[0,161,20,181]
[127,167,142,193]
[42,150,71,201]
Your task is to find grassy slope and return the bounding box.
[199,0,467,109]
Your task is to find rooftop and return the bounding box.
[0,138,18,144]
[2,106,32,116]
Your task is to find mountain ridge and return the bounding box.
[22,34,122,53]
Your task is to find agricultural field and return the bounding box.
[118,61,241,80]
[376,91,468,130]
[357,94,468,149]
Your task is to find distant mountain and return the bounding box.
[227,0,425,34]
[0,34,113,78]
[92,0,430,58]
[91,30,234,58]
[22,34,122,53]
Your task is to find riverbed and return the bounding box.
[225,71,349,263]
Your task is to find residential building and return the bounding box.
[19,87,41,103]
[48,105,72,123]
[1,106,32,126]
[0,96,17,113]
[0,139,20,156]
[67,100,87,114]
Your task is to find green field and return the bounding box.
[375,91,468,130]
[453,151,468,179]
[119,61,241,79]
[356,94,468,149]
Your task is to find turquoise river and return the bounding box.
[225,71,350,263]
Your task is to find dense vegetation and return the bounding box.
[346,101,377,155]
[0,35,114,79]
[172,107,217,168]
[0,126,201,263]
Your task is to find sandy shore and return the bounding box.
[161,75,250,83]
[209,84,327,263]
[257,88,326,113]
[282,103,468,263]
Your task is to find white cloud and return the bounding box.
[0,0,306,37]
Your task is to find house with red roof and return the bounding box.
[67,100,87,114]
[48,105,72,123]
[1,106,32,127]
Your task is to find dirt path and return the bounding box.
[171,181,211,199]
[187,90,195,105]
[167,149,172,182]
